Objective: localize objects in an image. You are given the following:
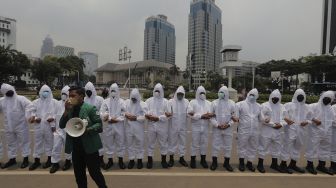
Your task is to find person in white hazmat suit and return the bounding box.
[305,91,335,175]
[124,88,148,169]
[28,85,58,170]
[49,85,72,173]
[188,86,214,169]
[0,83,32,169]
[279,89,311,174]
[331,100,336,174]
[145,83,171,169]
[209,86,237,171]
[236,88,262,172]
[84,81,105,168]
[100,83,126,169]
[167,86,189,167]
[258,89,286,173]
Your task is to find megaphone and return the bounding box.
[65,118,88,137]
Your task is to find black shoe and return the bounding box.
[147,156,153,169]
[161,155,168,169]
[306,161,317,175]
[62,159,72,171]
[316,161,333,175]
[223,157,233,172]
[49,163,60,174]
[288,160,305,173]
[104,158,113,170]
[210,157,218,171]
[190,156,196,169]
[239,158,245,172]
[246,161,256,172]
[100,156,106,169]
[128,160,135,169]
[279,161,293,174]
[2,158,17,169]
[257,158,265,173]
[329,162,336,175]
[43,156,52,169]
[200,155,208,169]
[29,158,41,171]
[137,159,143,169]
[118,157,126,169]
[20,157,29,169]
[179,156,188,167]
[270,158,281,172]
[168,155,174,167]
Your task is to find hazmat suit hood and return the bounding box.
[292,89,306,104]
[61,85,70,96]
[85,82,97,98]
[1,83,17,98]
[318,90,335,106]
[39,85,53,101]
[269,89,282,105]
[153,83,164,99]
[174,86,186,100]
[196,86,206,100]
[109,83,120,100]
[218,86,229,101]
[245,88,259,103]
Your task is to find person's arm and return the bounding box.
[210,102,219,127]
[115,100,125,122]
[158,100,170,122]
[136,102,148,122]
[187,101,201,120]
[99,100,109,122]
[87,106,103,133]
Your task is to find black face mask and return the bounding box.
[272,97,279,104]
[323,97,331,105]
[177,93,184,100]
[297,94,304,102]
[131,98,137,103]
[5,90,14,97]
[86,90,92,97]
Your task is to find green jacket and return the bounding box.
[60,103,103,154]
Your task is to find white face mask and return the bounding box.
[61,94,68,101]
[248,95,256,102]
[111,91,117,98]
[154,91,160,98]
[200,94,206,100]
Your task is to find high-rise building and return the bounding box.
[144,14,176,64]
[187,0,222,87]
[78,52,98,76]
[54,45,75,58]
[40,35,54,58]
[321,0,336,54]
[0,16,16,49]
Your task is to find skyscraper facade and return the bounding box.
[40,35,54,58]
[321,0,336,54]
[144,14,176,65]
[187,0,222,86]
[0,16,16,49]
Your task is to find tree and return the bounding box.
[31,57,61,85]
[0,46,30,82]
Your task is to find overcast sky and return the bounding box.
[1,0,323,69]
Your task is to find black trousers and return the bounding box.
[72,149,107,188]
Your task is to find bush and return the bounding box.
[257,94,319,104]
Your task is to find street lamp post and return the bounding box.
[74,70,79,86]
[119,46,132,96]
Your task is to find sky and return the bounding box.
[0,0,324,69]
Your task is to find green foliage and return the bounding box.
[257,94,319,104]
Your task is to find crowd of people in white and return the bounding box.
[0,82,336,175]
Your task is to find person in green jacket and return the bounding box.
[59,86,107,188]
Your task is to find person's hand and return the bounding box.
[165,112,172,117]
[284,118,294,126]
[313,118,321,126]
[231,116,239,123]
[273,123,282,129]
[51,127,56,132]
[108,118,119,124]
[35,118,41,124]
[219,124,230,130]
[103,115,109,122]
[201,113,213,120]
[265,118,270,124]
[47,118,55,123]
[300,121,309,127]
[125,113,137,121]
[188,112,194,116]
[28,116,35,124]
